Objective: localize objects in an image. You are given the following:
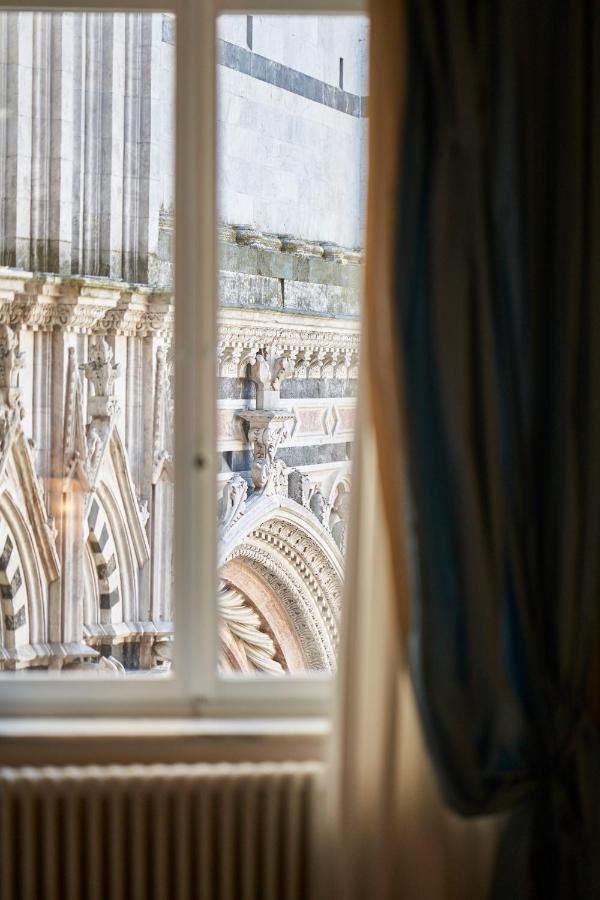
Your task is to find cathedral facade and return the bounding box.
[0,11,366,673]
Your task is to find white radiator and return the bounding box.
[0,761,324,900]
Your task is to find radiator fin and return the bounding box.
[0,762,323,900]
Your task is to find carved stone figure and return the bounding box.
[219,474,248,531]
[80,337,120,398]
[309,487,329,525]
[330,484,351,553]
[0,324,24,390]
[238,409,295,494]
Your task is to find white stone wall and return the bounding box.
[0,12,367,278]
[217,14,368,249]
[0,11,174,285]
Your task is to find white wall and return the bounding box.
[217,15,368,249]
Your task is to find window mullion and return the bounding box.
[174,0,219,702]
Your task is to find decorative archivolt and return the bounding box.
[220,495,344,671]
[227,539,337,670]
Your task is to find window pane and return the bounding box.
[0,11,175,675]
[216,15,368,674]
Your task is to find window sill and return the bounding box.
[0,717,330,767]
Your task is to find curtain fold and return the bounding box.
[328,0,500,895]
[328,399,501,900]
[333,0,599,897]
[393,1,600,896]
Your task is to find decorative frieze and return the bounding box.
[0,272,176,339]
[217,307,360,381]
[217,397,356,450]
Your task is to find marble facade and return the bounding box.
[0,11,365,672]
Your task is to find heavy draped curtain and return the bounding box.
[331,1,600,897]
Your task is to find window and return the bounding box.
[0,0,366,718]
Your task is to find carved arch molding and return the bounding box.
[220,515,342,673]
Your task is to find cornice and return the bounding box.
[219,223,363,266]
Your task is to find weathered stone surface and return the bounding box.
[219,271,283,310]
[218,377,256,401]
[281,377,358,399]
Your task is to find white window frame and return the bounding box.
[0,0,366,720]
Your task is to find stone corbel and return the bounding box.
[238,409,295,496]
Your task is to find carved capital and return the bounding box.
[136,295,174,338]
[100,295,148,336]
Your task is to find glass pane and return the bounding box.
[0,11,175,675]
[216,15,368,674]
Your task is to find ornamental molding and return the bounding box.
[135,296,174,338]
[217,397,356,451]
[217,308,360,381]
[227,539,337,671]
[0,271,175,336]
[219,496,343,671]
[100,294,148,336]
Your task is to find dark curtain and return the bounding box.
[395,1,600,896]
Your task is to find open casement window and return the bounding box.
[0,0,366,719]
